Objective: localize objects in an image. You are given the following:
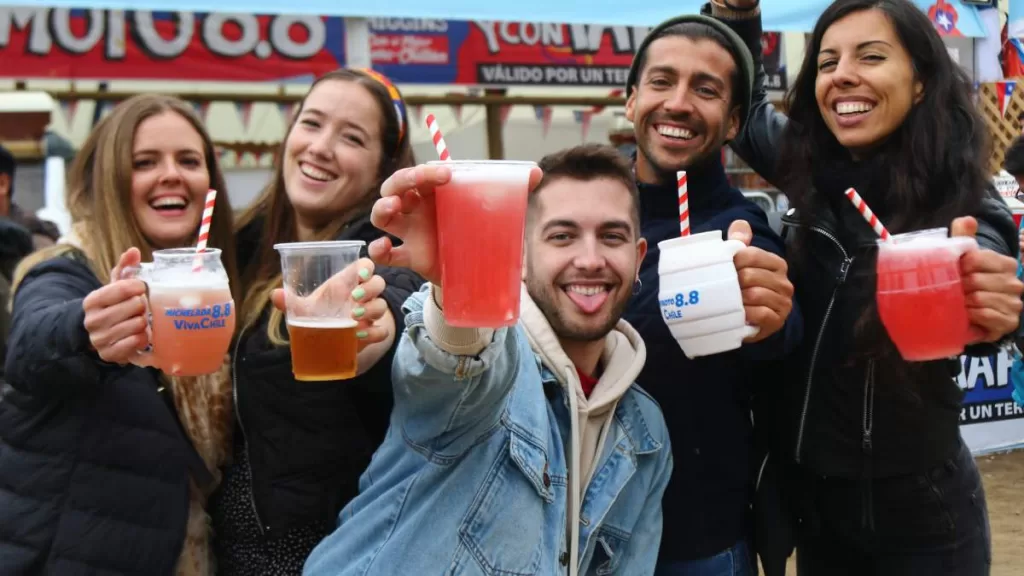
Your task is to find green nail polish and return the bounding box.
[356,330,369,339]
[352,287,366,300]
[353,307,366,318]
[358,268,371,280]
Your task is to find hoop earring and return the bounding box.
[632,278,643,296]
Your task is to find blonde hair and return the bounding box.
[236,69,415,345]
[14,94,239,296]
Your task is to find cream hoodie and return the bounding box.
[424,283,647,576]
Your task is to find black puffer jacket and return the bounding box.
[0,250,209,575]
[211,214,424,573]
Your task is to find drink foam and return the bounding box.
[287,317,358,329]
[147,269,230,291]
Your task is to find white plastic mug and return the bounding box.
[657,230,759,358]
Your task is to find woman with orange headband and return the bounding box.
[210,69,423,575]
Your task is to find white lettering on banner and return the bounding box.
[477,64,628,86]
[0,7,327,61]
[368,18,448,33]
[371,35,448,65]
[957,352,1009,391]
[475,21,647,56]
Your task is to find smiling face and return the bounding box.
[130,111,210,249]
[282,79,384,229]
[626,34,740,183]
[815,9,923,155]
[525,176,647,342]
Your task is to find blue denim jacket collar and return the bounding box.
[535,363,663,456]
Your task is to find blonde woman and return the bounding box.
[211,68,424,575]
[0,94,237,575]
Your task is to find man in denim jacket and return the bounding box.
[304,144,673,576]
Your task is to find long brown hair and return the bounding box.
[236,68,415,344]
[15,94,239,297]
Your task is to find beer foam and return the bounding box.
[287,317,358,329]
[147,269,230,292]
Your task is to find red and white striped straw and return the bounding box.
[844,187,890,241]
[191,188,217,272]
[425,113,451,161]
[677,171,690,237]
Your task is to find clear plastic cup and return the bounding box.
[429,160,536,327]
[274,241,366,381]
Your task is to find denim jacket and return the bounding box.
[304,285,673,575]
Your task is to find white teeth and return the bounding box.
[836,101,874,115]
[151,197,187,209]
[300,163,337,182]
[656,125,695,140]
[567,285,606,296]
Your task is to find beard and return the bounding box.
[524,270,631,343]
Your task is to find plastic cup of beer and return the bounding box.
[122,247,236,377]
[274,241,366,381]
[429,160,536,327]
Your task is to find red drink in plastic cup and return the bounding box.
[431,160,535,327]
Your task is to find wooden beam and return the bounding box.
[484,89,506,160]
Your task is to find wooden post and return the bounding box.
[484,88,506,160]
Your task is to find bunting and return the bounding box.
[499,104,513,126]
[997,81,1017,117]
[191,100,210,122]
[234,102,254,131]
[573,110,593,141]
[534,105,553,138]
[59,99,78,128]
[277,101,297,123]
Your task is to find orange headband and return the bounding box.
[357,68,407,145]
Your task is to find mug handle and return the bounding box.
[118,264,156,360]
[723,239,764,341]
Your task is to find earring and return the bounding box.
[632,278,643,296]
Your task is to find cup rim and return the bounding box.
[878,227,949,246]
[154,247,222,256]
[425,160,538,167]
[274,240,367,252]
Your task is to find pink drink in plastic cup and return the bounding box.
[430,160,535,327]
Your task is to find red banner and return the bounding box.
[0,8,786,88]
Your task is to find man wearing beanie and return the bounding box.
[620,7,803,576]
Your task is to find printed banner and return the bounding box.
[0,7,788,87]
[959,349,1024,453]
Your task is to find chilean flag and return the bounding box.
[997,81,1017,117]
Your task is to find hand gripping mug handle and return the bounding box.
[949,236,985,346]
[118,264,156,357]
[724,238,763,341]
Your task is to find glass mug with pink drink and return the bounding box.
[429,160,536,327]
[122,247,235,376]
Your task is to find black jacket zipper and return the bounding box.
[794,226,854,463]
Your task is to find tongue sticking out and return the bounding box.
[566,289,609,314]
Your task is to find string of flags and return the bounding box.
[54,86,627,146]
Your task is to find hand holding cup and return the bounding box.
[82,247,152,365]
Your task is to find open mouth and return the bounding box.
[655,124,697,141]
[299,162,339,183]
[834,101,875,119]
[150,196,189,214]
[562,283,611,314]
